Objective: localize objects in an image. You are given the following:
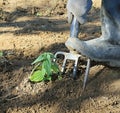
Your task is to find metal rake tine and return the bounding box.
[73,57,79,78]
[61,57,67,73]
[54,52,81,76]
[54,51,66,63]
[63,52,81,77]
[54,51,66,61]
[54,51,67,73]
[83,58,91,90]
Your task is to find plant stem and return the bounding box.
[30,63,41,77]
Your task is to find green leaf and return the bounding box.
[29,69,45,82]
[0,51,3,57]
[46,53,51,64]
[51,62,60,73]
[31,52,55,65]
[30,52,61,82]
[31,54,45,65]
[49,53,55,59]
[42,60,52,76]
[36,65,42,70]
[43,76,52,81]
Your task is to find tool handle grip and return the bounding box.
[70,17,80,38]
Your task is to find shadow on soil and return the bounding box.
[0,42,120,113]
[0,7,69,35]
[0,7,101,37]
[0,17,69,34]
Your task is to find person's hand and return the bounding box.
[67,0,92,24]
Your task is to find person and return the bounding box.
[65,0,120,67]
[67,0,92,25]
[67,0,92,38]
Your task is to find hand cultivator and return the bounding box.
[54,51,91,90]
[54,17,91,90]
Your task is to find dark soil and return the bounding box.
[0,0,120,113]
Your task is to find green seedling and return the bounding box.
[0,51,5,63]
[29,52,61,82]
[0,51,3,58]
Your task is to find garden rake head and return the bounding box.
[54,15,91,90]
[54,51,91,90]
[54,51,81,78]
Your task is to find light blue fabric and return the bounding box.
[66,0,120,67]
[67,0,92,24]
